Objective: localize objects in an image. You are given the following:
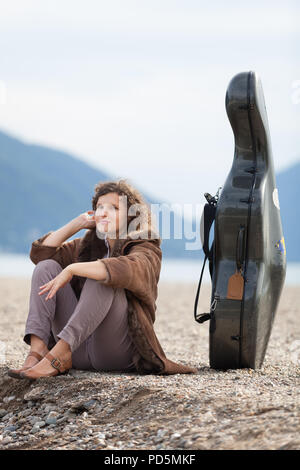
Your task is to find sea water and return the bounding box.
[0,253,299,285]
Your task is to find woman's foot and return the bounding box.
[19,339,72,380]
[23,334,49,368]
[7,335,50,379]
[7,350,49,379]
[22,349,49,369]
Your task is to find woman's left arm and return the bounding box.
[39,242,161,301]
[38,261,108,300]
[68,260,108,281]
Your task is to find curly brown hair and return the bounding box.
[92,178,160,240]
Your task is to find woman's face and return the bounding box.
[95,192,127,239]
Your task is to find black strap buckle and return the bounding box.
[51,358,61,371]
[195,313,211,324]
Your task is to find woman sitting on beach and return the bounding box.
[8,179,197,380]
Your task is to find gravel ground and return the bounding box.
[0,278,299,450]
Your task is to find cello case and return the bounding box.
[209,71,286,369]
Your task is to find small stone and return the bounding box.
[31,425,41,434]
[45,411,58,425]
[3,396,15,404]
[178,439,191,448]
[29,416,41,425]
[56,416,68,424]
[44,405,56,414]
[157,429,167,438]
[2,412,13,421]
[35,421,46,428]
[5,425,17,432]
[96,439,106,448]
[83,399,97,410]
[24,387,44,401]
[202,411,216,423]
[46,417,57,426]
[0,409,7,418]
[170,432,181,440]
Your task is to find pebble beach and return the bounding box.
[0,278,299,450]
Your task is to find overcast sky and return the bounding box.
[0,0,299,215]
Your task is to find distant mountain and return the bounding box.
[0,129,196,259]
[0,128,298,261]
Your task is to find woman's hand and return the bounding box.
[75,210,96,230]
[38,267,73,301]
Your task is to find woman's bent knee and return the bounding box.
[34,259,62,273]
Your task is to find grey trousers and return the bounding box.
[24,259,140,372]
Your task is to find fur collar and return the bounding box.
[77,226,161,264]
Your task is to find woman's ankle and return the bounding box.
[30,334,49,355]
[49,339,72,359]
